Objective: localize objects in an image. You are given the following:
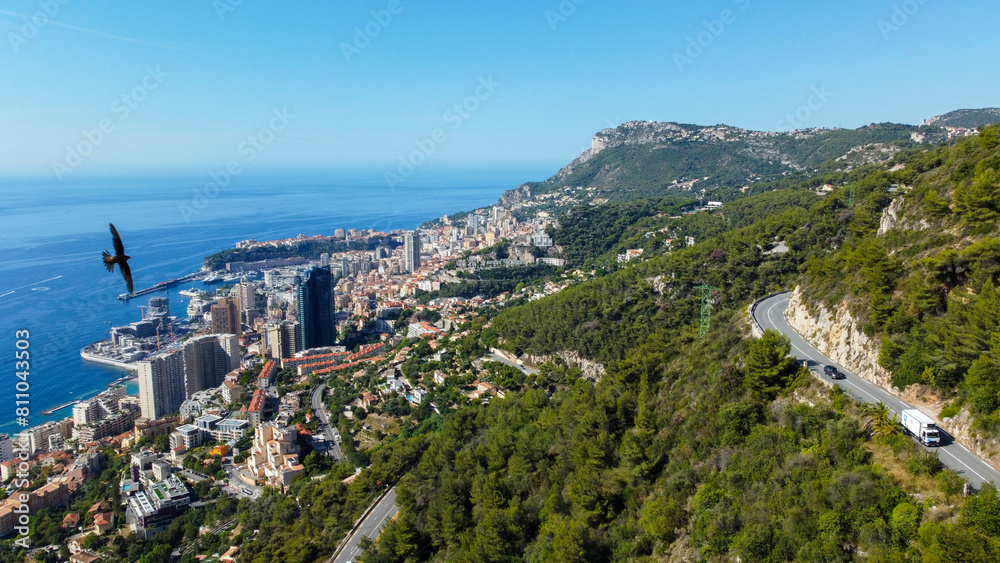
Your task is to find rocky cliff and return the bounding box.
[785,286,891,388]
[784,286,1000,471]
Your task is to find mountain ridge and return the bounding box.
[491,108,1000,217]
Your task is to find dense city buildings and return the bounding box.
[245,424,304,489]
[297,266,336,350]
[22,420,72,454]
[72,385,128,426]
[74,409,140,443]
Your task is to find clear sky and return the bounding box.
[1,0,997,183]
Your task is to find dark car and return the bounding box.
[824,365,845,379]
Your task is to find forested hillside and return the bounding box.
[227,125,1000,562]
[340,126,1000,561]
[800,125,1000,433]
[929,108,1000,129]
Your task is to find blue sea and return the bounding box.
[0,172,539,435]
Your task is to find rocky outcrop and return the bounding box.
[498,183,533,208]
[523,351,606,382]
[878,197,905,236]
[877,194,929,237]
[785,286,1000,471]
[785,287,892,388]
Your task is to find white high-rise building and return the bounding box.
[73,385,128,426]
[21,421,64,454]
[138,349,186,420]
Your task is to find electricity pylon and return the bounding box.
[696,284,721,338]
[849,184,856,206]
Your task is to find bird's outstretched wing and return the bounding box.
[110,223,125,256]
[120,260,134,293]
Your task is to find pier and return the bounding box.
[41,400,80,416]
[118,272,204,301]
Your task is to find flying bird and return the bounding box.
[102,223,133,293]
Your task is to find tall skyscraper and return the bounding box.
[297,266,336,350]
[320,253,330,267]
[138,349,186,420]
[183,333,239,396]
[404,231,421,273]
[235,282,256,312]
[211,297,241,338]
[267,321,300,360]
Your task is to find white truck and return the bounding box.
[901,409,940,447]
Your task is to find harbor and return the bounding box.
[80,345,141,371]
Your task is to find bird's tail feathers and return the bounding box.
[102,251,116,272]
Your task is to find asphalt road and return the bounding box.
[331,487,399,563]
[311,383,345,461]
[486,353,539,375]
[754,292,1000,489]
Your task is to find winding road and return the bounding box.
[329,487,399,563]
[311,383,345,461]
[753,292,1000,489]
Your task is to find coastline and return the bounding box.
[2,182,511,436]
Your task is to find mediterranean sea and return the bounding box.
[0,171,545,434]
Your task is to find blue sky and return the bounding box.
[1,0,997,183]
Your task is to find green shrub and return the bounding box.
[935,469,966,496]
[940,405,960,419]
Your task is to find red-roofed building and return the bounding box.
[62,512,81,530]
[257,361,276,389]
[248,389,267,426]
[92,512,115,535]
